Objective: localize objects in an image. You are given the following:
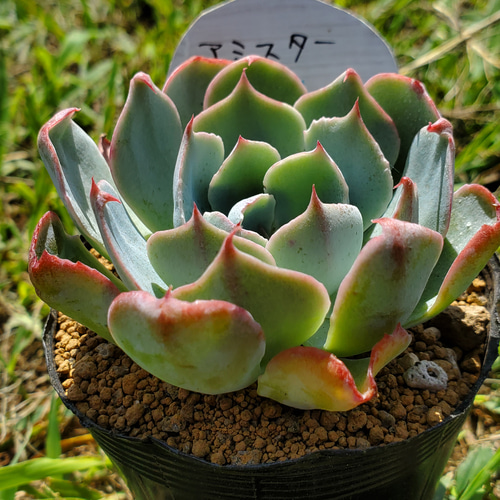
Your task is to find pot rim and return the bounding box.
[43,256,500,471]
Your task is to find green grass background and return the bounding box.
[1,0,499,498]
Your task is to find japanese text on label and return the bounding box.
[199,34,335,63]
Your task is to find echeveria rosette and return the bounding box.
[29,55,500,412]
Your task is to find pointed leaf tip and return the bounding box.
[267,188,363,295]
[369,324,411,377]
[304,102,393,229]
[38,108,80,148]
[194,67,306,158]
[90,180,167,295]
[90,178,120,206]
[148,206,275,289]
[131,71,157,91]
[263,144,349,227]
[427,117,453,136]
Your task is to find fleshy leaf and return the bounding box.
[368,324,412,377]
[173,118,224,227]
[99,135,152,240]
[90,180,167,296]
[406,184,500,326]
[302,319,329,349]
[295,68,400,166]
[148,206,275,288]
[108,290,265,394]
[193,70,306,158]
[37,108,113,256]
[267,187,363,296]
[263,142,349,228]
[208,137,281,215]
[304,103,393,229]
[384,177,419,224]
[325,218,443,357]
[227,193,276,236]
[28,212,126,342]
[258,324,411,411]
[110,72,183,232]
[365,177,419,241]
[163,56,231,128]
[204,55,307,108]
[173,231,331,364]
[257,346,373,411]
[365,73,440,178]
[202,211,268,247]
[401,119,454,236]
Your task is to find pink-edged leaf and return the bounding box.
[38,108,114,256]
[266,187,363,296]
[173,231,331,364]
[108,290,265,394]
[257,323,411,411]
[163,55,231,128]
[407,184,500,326]
[29,212,126,342]
[295,68,400,166]
[340,324,411,393]
[147,205,275,289]
[365,73,440,178]
[401,119,455,236]
[325,218,443,357]
[90,180,167,296]
[110,72,183,232]
[366,177,419,240]
[204,55,307,108]
[257,346,374,411]
[369,323,412,377]
[98,135,111,166]
[388,177,419,223]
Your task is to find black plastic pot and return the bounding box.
[44,257,500,500]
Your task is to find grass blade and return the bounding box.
[457,446,500,500]
[46,395,62,459]
[0,457,105,491]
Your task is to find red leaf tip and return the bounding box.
[427,117,453,136]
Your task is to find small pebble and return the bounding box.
[404,361,448,391]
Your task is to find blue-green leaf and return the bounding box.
[110,72,183,231]
[91,179,167,296]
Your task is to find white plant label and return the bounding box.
[169,0,398,90]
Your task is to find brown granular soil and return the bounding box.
[52,278,490,466]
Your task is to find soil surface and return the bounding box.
[50,278,491,466]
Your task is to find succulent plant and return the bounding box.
[29,55,500,411]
